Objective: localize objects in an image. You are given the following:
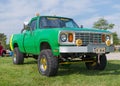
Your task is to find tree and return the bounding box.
[93,18,120,45]
[93,18,114,30]
[112,32,120,45]
[0,33,7,48]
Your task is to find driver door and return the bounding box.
[23,19,37,53]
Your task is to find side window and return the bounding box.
[65,21,74,28]
[39,17,46,28]
[29,20,37,30]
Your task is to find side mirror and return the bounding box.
[21,22,30,33]
[24,24,30,30]
[80,25,83,28]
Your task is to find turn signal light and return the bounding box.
[102,34,105,42]
[36,13,40,16]
[68,33,73,42]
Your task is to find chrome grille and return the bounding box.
[75,32,102,45]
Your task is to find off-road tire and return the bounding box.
[38,49,58,76]
[97,54,107,70]
[85,54,107,70]
[13,47,24,64]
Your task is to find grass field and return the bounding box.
[0,57,120,86]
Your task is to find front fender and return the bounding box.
[10,34,14,51]
[37,39,60,56]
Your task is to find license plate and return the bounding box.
[93,48,105,53]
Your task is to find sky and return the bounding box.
[0,0,120,43]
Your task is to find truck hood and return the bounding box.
[58,27,111,34]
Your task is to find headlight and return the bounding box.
[105,34,113,46]
[106,35,110,40]
[60,33,67,42]
[59,31,75,45]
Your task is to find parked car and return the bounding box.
[0,49,6,57]
[0,42,6,57]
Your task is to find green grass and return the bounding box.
[0,57,120,86]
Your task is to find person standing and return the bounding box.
[0,42,3,56]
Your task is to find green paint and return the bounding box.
[10,16,112,56]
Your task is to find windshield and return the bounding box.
[40,17,79,28]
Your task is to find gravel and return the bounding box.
[106,52,120,60]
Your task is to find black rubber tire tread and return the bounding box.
[85,58,98,70]
[38,49,58,76]
[33,55,38,60]
[85,54,107,70]
[97,54,107,70]
[13,47,24,64]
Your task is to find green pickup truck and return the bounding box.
[10,15,114,76]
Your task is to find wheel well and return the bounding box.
[13,43,18,48]
[40,42,51,50]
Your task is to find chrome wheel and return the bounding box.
[40,55,47,72]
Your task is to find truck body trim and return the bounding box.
[59,44,114,53]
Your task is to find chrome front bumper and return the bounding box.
[59,44,114,53]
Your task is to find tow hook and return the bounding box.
[97,54,100,64]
